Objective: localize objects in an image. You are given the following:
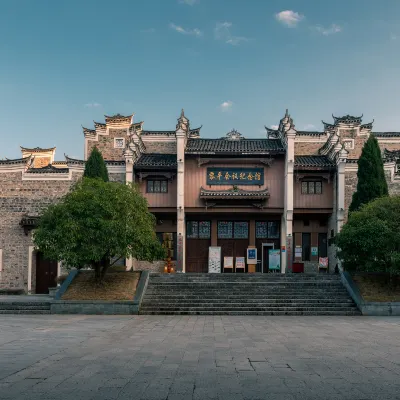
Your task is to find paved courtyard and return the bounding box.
[0,316,400,400]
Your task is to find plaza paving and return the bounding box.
[0,315,400,400]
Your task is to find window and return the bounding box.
[343,139,354,150]
[301,181,322,194]
[218,221,249,239]
[114,138,125,148]
[302,233,311,262]
[147,180,168,193]
[186,221,211,239]
[256,221,280,239]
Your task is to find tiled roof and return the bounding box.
[135,154,177,169]
[200,187,270,200]
[373,132,400,138]
[0,156,31,165]
[20,215,40,227]
[64,156,125,166]
[20,146,55,153]
[26,165,69,174]
[294,156,335,169]
[186,138,285,154]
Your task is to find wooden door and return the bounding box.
[218,239,249,272]
[186,239,210,273]
[35,252,57,294]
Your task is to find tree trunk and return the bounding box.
[100,257,110,282]
[93,261,102,284]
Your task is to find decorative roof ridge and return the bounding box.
[297,133,324,137]
[200,186,269,193]
[294,155,336,168]
[322,121,335,130]
[94,121,106,127]
[141,130,176,135]
[332,114,363,125]
[0,155,32,165]
[20,146,56,152]
[360,120,374,129]
[82,126,95,134]
[372,132,400,137]
[199,186,270,199]
[346,158,359,163]
[104,113,134,119]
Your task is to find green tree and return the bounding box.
[84,147,109,182]
[349,135,388,212]
[336,196,400,282]
[33,178,165,282]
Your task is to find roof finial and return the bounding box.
[285,109,289,117]
[180,108,185,118]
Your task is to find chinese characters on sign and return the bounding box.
[206,168,264,185]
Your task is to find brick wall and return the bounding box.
[143,140,177,154]
[87,128,128,161]
[294,142,323,155]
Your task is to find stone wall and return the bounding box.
[0,171,82,292]
[344,171,357,220]
[87,128,128,161]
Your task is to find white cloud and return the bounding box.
[84,103,101,108]
[179,0,198,5]
[315,24,341,36]
[141,28,155,33]
[270,125,279,130]
[303,124,316,130]
[219,101,233,112]
[214,22,248,45]
[169,23,202,37]
[275,10,304,27]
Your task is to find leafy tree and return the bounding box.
[84,147,109,182]
[33,178,165,282]
[336,196,400,282]
[349,135,388,212]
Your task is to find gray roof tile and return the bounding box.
[135,154,177,168]
[186,138,285,154]
[294,156,335,169]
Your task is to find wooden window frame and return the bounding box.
[146,179,168,193]
[186,221,211,239]
[301,181,322,195]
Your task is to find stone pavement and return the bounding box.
[0,316,400,400]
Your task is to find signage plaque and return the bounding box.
[206,167,264,185]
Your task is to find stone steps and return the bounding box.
[0,301,51,314]
[0,309,51,314]
[142,310,360,316]
[140,273,360,316]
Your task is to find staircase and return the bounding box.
[140,273,361,315]
[0,297,51,314]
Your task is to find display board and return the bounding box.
[223,256,234,269]
[208,247,221,273]
[246,248,257,264]
[236,257,245,269]
[268,249,281,271]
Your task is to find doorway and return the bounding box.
[261,243,275,273]
[35,252,57,294]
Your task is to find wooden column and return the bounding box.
[249,220,255,246]
[211,220,218,246]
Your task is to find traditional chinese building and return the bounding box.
[1,110,400,293]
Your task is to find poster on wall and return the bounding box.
[268,249,281,271]
[247,248,257,264]
[295,246,302,259]
[208,247,221,273]
[311,247,318,257]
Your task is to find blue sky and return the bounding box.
[1,0,400,160]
